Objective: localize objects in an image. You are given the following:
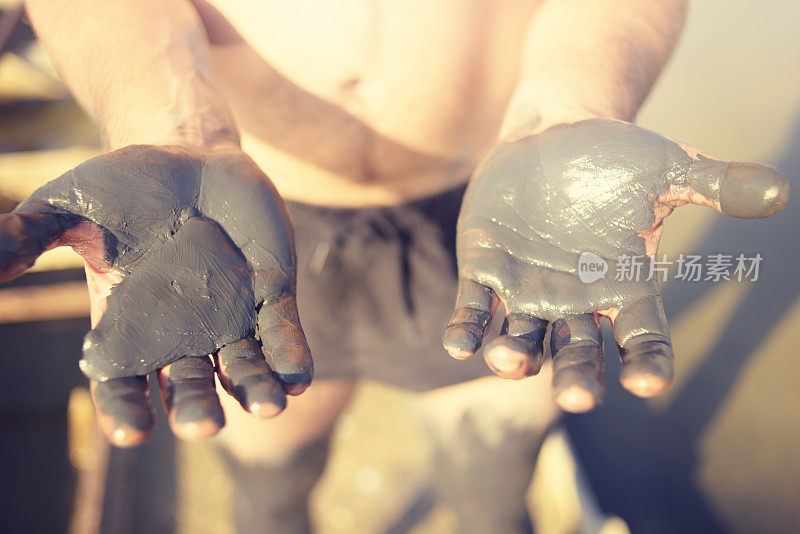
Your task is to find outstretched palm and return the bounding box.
[0,146,312,444]
[444,120,788,412]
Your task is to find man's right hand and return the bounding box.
[0,145,313,446]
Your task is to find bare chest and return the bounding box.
[196,0,538,201]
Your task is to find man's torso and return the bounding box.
[195,0,541,206]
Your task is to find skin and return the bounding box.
[0,146,311,442]
[16,0,772,453]
[10,4,791,528]
[443,119,789,412]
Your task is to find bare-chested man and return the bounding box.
[2,1,787,532]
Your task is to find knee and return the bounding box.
[214,379,357,463]
[420,371,560,448]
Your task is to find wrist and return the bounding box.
[498,103,604,143]
[102,118,240,153]
[97,88,240,152]
[498,91,631,143]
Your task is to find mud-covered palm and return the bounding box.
[0,146,312,444]
[444,120,788,412]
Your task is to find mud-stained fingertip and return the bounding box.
[0,209,80,284]
[171,417,225,440]
[555,385,597,414]
[619,368,672,398]
[92,376,155,447]
[720,163,790,218]
[443,304,494,359]
[483,335,543,379]
[260,339,314,396]
[248,398,286,418]
[97,415,153,448]
[263,345,314,396]
[552,369,603,413]
[619,340,674,398]
[445,278,495,359]
[257,293,315,395]
[159,356,227,440]
[216,338,288,415]
[442,324,483,359]
[279,375,312,396]
[166,387,226,439]
[236,377,288,415]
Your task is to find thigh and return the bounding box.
[215,378,358,462]
[421,366,560,440]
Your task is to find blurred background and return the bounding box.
[1,0,798,532]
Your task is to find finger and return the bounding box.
[200,151,309,392]
[199,150,295,274]
[1,150,186,284]
[91,376,155,448]
[550,314,604,413]
[199,154,313,394]
[258,284,313,396]
[78,216,253,381]
[682,156,789,218]
[0,152,135,284]
[443,278,496,359]
[483,313,547,379]
[158,355,225,440]
[612,295,674,398]
[0,206,80,283]
[216,338,287,418]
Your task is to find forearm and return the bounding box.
[500,0,686,140]
[25,0,238,150]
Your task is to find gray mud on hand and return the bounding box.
[21,146,205,269]
[457,119,788,322]
[12,145,296,381]
[80,217,256,380]
[684,157,789,218]
[457,119,691,320]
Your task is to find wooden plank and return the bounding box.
[28,247,83,272]
[28,247,85,272]
[0,280,89,323]
[68,387,108,534]
[0,147,99,271]
[0,146,100,199]
[0,51,67,101]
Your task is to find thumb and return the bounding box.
[682,155,789,218]
[0,200,80,283]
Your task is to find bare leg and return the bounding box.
[215,378,357,534]
[421,367,560,534]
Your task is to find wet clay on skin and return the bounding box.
[0,146,312,386]
[458,119,788,320]
[444,119,788,408]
